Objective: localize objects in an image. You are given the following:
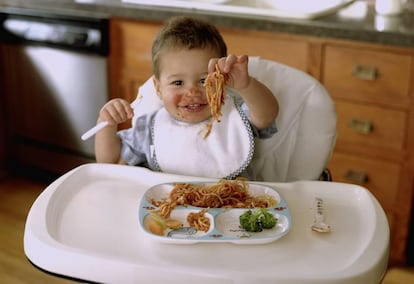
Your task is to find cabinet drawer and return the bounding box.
[328,152,400,209]
[322,45,412,107]
[335,100,407,152]
[220,28,308,72]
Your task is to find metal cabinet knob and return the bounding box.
[352,64,378,80]
[344,169,369,184]
[348,118,373,134]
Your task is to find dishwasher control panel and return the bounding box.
[0,10,108,55]
[4,19,100,46]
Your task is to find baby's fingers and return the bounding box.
[211,55,247,74]
[113,99,134,120]
[99,99,134,124]
[208,58,220,73]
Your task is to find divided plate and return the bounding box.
[138,181,291,244]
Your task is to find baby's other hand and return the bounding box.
[208,54,250,90]
[98,98,134,125]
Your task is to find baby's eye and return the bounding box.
[172,80,183,86]
[200,78,206,85]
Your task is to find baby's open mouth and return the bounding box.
[182,103,207,112]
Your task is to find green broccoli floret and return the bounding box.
[239,208,277,232]
[239,210,261,232]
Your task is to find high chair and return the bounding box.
[23,58,389,284]
[131,56,337,182]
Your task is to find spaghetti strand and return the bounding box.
[203,63,225,138]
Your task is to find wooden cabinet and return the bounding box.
[321,43,414,266]
[219,28,310,73]
[109,19,162,129]
[109,19,160,103]
[109,18,414,265]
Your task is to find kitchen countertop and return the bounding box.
[0,0,413,48]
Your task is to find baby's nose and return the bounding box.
[187,85,203,96]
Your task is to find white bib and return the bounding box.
[151,97,254,179]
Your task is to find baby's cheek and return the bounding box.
[165,93,184,107]
[172,94,182,105]
[162,93,182,113]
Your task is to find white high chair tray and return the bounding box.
[24,164,389,284]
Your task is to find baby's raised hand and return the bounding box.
[208,54,250,90]
[98,98,134,125]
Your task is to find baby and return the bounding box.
[95,16,279,180]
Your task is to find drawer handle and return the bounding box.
[344,170,369,184]
[352,64,378,80]
[348,118,373,134]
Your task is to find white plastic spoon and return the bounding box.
[81,121,109,141]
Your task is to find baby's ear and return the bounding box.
[153,77,162,99]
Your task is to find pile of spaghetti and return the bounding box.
[150,179,277,220]
[203,63,226,138]
[187,209,210,232]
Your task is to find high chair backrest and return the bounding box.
[131,57,337,182]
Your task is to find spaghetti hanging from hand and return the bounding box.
[203,63,226,138]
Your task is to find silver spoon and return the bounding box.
[311,197,331,233]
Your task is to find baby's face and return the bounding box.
[154,48,218,123]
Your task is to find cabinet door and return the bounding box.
[109,19,162,129]
[110,19,161,104]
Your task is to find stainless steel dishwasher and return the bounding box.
[0,9,109,175]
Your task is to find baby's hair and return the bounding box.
[151,16,227,79]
